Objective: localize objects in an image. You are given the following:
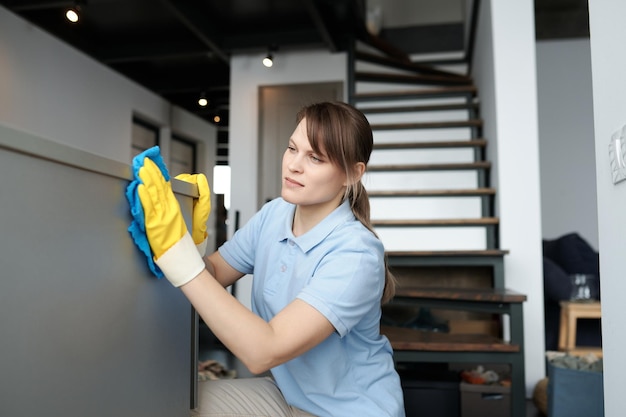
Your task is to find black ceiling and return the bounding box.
[1,0,588,128]
[0,0,370,127]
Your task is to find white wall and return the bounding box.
[536,39,598,249]
[588,1,626,415]
[228,49,347,309]
[473,0,545,395]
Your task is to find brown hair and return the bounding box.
[296,101,396,304]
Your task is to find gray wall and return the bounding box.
[0,7,217,255]
[0,125,196,416]
[537,39,598,250]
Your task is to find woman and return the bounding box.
[136,101,405,416]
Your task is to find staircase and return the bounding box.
[348,40,527,417]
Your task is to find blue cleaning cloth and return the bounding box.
[126,146,171,278]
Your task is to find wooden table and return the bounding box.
[558,301,602,357]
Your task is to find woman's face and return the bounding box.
[281,118,347,210]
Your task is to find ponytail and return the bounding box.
[348,182,396,304]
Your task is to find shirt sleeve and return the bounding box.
[218,198,291,275]
[297,226,385,337]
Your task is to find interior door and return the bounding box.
[257,82,343,209]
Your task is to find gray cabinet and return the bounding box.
[0,125,196,416]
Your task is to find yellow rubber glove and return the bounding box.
[175,173,211,256]
[137,158,205,287]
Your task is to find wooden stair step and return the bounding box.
[386,249,509,258]
[373,139,487,150]
[372,218,499,227]
[355,71,472,86]
[356,31,414,65]
[381,325,519,352]
[385,251,509,277]
[368,161,490,172]
[368,188,495,198]
[394,286,527,304]
[354,50,471,81]
[354,86,477,102]
[361,102,479,114]
[371,120,482,131]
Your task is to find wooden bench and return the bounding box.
[381,286,527,417]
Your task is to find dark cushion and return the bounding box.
[542,233,599,275]
[543,257,571,351]
[542,233,602,351]
[543,257,572,303]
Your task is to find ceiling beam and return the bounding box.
[8,0,74,11]
[535,6,589,39]
[98,42,213,64]
[159,0,229,64]
[157,85,230,95]
[223,28,325,51]
[303,0,338,52]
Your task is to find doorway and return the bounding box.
[257,82,343,209]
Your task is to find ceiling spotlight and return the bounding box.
[65,2,82,23]
[198,92,208,107]
[213,115,221,123]
[262,45,278,68]
[66,8,79,22]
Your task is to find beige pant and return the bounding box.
[191,377,317,417]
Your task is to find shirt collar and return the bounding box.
[280,200,354,253]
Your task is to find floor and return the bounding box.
[527,399,544,417]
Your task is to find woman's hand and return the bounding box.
[137,158,205,287]
[175,173,211,255]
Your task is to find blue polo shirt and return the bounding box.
[219,198,405,417]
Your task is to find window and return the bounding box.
[131,117,158,158]
[169,134,196,177]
